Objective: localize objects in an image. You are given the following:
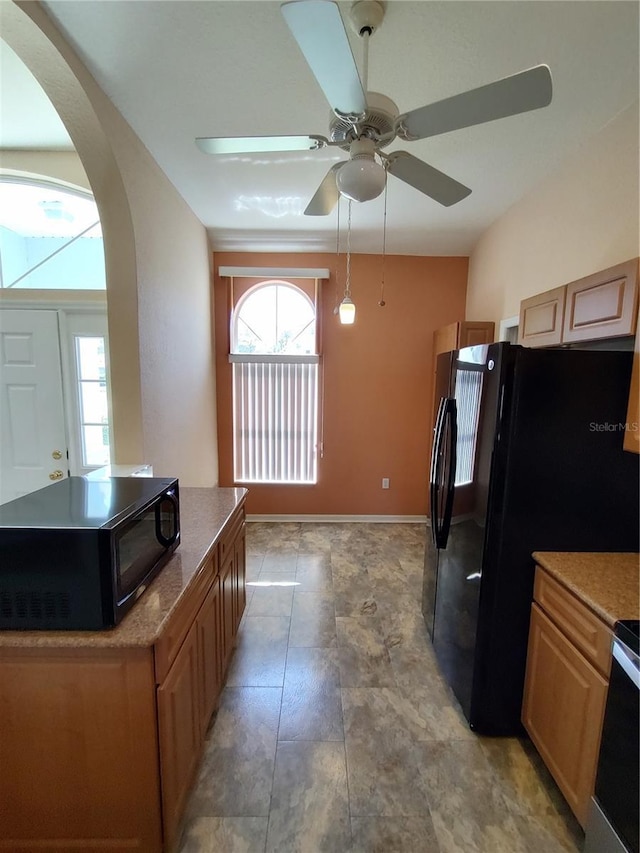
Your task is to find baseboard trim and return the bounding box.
[246,514,429,524]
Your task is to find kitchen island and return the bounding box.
[0,486,247,853]
[522,551,639,826]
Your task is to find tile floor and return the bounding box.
[180,522,584,853]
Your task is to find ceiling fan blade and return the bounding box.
[304,163,342,216]
[281,0,367,116]
[386,152,471,207]
[396,64,553,141]
[196,134,328,155]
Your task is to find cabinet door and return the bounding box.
[458,321,494,348]
[518,286,566,347]
[234,524,247,632]
[433,322,459,357]
[220,552,235,675]
[624,297,640,454]
[0,648,162,851]
[522,604,608,827]
[197,577,222,739]
[563,258,638,343]
[157,622,201,849]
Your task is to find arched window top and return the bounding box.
[232,280,316,355]
[0,176,105,289]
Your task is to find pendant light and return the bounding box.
[339,200,356,324]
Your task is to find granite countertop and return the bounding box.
[0,486,247,650]
[532,551,640,627]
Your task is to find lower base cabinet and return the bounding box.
[157,513,246,850]
[0,648,163,851]
[522,566,611,827]
[0,502,246,853]
[197,576,223,740]
[158,622,201,848]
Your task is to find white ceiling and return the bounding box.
[4,1,639,255]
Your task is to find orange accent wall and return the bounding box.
[214,251,468,516]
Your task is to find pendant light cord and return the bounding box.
[345,199,352,299]
[334,198,341,312]
[379,173,388,307]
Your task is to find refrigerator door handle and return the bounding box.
[438,397,457,549]
[429,397,448,547]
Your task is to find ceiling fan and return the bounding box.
[196,0,553,216]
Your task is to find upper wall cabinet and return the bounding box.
[519,258,639,348]
[433,321,495,357]
[624,297,640,454]
[518,286,566,347]
[563,258,639,343]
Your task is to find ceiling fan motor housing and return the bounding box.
[329,91,399,150]
[348,0,385,37]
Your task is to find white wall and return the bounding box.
[466,102,639,325]
[4,2,218,485]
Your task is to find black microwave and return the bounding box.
[0,476,180,630]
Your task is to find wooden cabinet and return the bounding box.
[563,258,638,343]
[0,647,162,851]
[0,495,247,853]
[220,548,236,673]
[522,567,612,827]
[157,508,245,850]
[157,622,201,848]
[433,320,495,357]
[518,286,566,347]
[158,572,225,848]
[519,258,639,348]
[624,298,640,454]
[197,576,223,739]
[234,522,246,631]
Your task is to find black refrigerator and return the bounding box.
[422,341,639,735]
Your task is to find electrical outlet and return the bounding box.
[382,478,390,489]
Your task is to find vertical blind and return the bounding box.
[232,357,319,483]
[454,369,483,486]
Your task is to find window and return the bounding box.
[230,281,319,484]
[75,335,110,467]
[0,178,105,290]
[60,312,111,475]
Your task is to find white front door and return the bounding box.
[0,309,68,504]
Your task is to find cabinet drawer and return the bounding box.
[218,506,245,565]
[533,568,613,677]
[154,553,217,683]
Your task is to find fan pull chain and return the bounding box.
[333,198,341,314]
[379,173,388,307]
[345,199,352,299]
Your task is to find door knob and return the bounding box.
[49,470,64,481]
[52,450,63,460]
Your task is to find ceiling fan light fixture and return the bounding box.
[337,158,386,202]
